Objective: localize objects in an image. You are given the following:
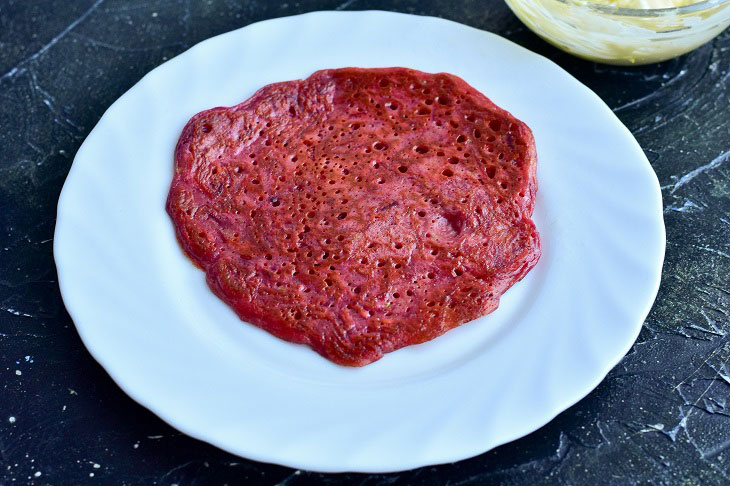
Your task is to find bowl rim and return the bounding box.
[553,0,730,17]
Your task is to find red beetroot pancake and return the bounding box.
[167,67,540,366]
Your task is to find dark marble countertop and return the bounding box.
[2,0,729,484]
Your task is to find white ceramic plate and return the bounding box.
[54,11,665,473]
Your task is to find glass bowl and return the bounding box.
[504,0,730,64]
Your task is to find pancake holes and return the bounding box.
[500,182,508,189]
[364,147,372,154]
[387,102,398,110]
[343,168,350,175]
[427,272,435,279]
[509,122,519,131]
[265,254,273,260]
[393,292,401,299]
[427,301,436,307]
[442,168,454,177]
[519,191,525,197]
[417,210,426,217]
[498,152,505,160]
[406,289,414,297]
[496,198,504,204]
[422,88,431,95]
[337,212,347,220]
[465,114,476,123]
[377,260,386,267]
[413,145,429,155]
[350,123,360,130]
[394,242,403,249]
[485,143,495,153]
[425,99,433,105]
[431,249,439,256]
[372,161,380,169]
[289,106,296,116]
[359,257,368,264]
[291,155,298,162]
[303,225,311,233]
[337,235,345,242]
[474,129,482,139]
[436,151,445,157]
[271,198,280,207]
[377,177,385,184]
[211,167,218,174]
[340,198,349,204]
[324,238,332,244]
[354,286,362,294]
[325,278,333,287]
[452,268,463,277]
[379,78,389,87]
[394,263,402,269]
[306,211,315,219]
[373,141,387,151]
[265,139,272,146]
[201,123,212,133]
[489,120,501,132]
[294,311,302,320]
[417,107,431,116]
[397,166,408,173]
[185,208,192,215]
[437,95,450,105]
[449,120,459,129]
[367,242,377,249]
[447,157,459,165]
[425,233,432,238]
[234,167,242,174]
[306,251,313,258]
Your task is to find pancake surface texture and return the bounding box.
[167,67,541,366]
